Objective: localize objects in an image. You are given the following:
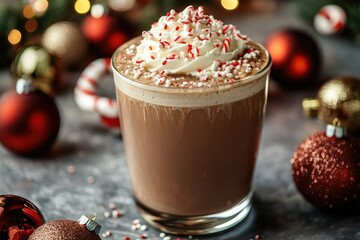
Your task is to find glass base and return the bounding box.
[135,193,252,235]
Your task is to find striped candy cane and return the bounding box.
[74,58,120,128]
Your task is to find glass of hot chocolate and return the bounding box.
[112,6,271,235]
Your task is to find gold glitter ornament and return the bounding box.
[42,21,88,68]
[12,45,61,94]
[303,76,360,132]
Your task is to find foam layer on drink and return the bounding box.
[114,68,268,107]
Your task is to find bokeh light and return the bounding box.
[8,29,22,45]
[33,0,49,16]
[23,4,35,19]
[91,3,106,18]
[221,0,239,10]
[74,0,91,14]
[289,54,310,78]
[25,19,38,33]
[108,0,135,12]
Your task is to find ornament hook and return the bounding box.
[89,213,97,221]
[78,213,101,235]
[326,118,346,138]
[16,78,35,94]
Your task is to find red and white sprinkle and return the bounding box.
[67,165,77,174]
[87,176,95,184]
[108,202,117,209]
[101,230,112,238]
[139,225,147,231]
[104,211,111,218]
[112,209,122,218]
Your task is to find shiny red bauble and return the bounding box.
[291,131,360,210]
[0,89,60,156]
[265,29,321,88]
[0,195,45,240]
[81,15,129,56]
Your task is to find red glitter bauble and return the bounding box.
[0,89,60,156]
[291,131,360,209]
[265,29,321,88]
[0,195,45,240]
[28,219,101,240]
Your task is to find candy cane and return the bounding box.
[74,58,120,128]
[314,4,346,35]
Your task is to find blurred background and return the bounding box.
[1,1,360,239]
[0,0,359,95]
[0,0,359,70]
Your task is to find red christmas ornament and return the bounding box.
[82,15,115,44]
[0,195,45,240]
[0,79,61,156]
[28,214,101,240]
[291,123,360,209]
[265,29,321,88]
[81,15,129,56]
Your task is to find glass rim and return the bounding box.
[111,36,272,94]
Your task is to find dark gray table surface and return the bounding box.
[1,3,360,240]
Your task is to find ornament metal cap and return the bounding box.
[326,118,347,138]
[302,98,319,117]
[16,78,35,94]
[77,213,101,235]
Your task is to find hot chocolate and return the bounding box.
[112,5,271,234]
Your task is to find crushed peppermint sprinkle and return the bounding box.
[67,165,76,174]
[104,211,111,218]
[115,6,267,88]
[112,209,122,218]
[102,230,112,238]
[139,225,148,231]
[87,176,95,184]
[108,202,117,209]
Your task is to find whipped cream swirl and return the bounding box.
[133,5,248,75]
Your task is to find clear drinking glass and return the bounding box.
[112,37,272,235]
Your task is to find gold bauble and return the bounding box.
[303,76,360,132]
[11,45,61,94]
[42,21,88,68]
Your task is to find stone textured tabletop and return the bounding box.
[1,3,360,240]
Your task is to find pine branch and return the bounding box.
[344,2,360,43]
[291,0,333,23]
